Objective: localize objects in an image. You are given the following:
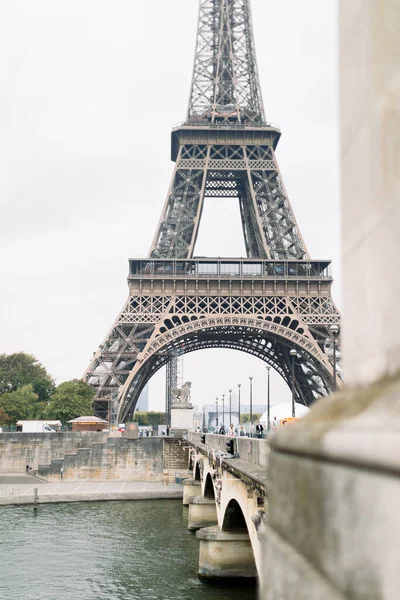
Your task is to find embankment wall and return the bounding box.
[0,433,189,482]
[0,432,108,472]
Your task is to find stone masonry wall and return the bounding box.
[0,432,108,472]
[38,437,165,482]
[0,433,190,483]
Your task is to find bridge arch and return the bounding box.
[222,498,248,532]
[203,473,216,500]
[194,461,201,482]
[118,316,334,421]
[220,491,256,542]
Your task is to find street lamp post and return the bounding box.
[290,349,296,418]
[215,398,219,431]
[229,389,232,425]
[222,394,225,431]
[202,406,206,431]
[238,383,241,427]
[266,366,271,432]
[249,376,253,437]
[329,324,340,391]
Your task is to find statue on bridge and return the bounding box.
[172,381,192,405]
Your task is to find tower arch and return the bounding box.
[116,317,333,422]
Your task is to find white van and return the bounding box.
[16,420,58,433]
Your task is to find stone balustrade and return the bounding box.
[188,431,269,468]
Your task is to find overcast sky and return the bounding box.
[0,0,339,413]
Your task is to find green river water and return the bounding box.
[0,500,257,600]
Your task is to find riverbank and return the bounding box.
[0,473,183,506]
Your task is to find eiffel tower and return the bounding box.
[84,0,341,423]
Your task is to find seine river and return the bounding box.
[0,500,257,600]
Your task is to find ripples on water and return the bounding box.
[0,500,257,600]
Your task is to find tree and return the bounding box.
[0,384,40,422]
[240,413,262,424]
[146,412,165,428]
[0,353,55,400]
[45,379,94,424]
[134,412,165,427]
[134,411,149,426]
[0,407,12,428]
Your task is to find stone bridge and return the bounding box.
[185,431,268,581]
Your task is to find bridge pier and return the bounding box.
[182,480,201,506]
[188,496,218,531]
[196,526,257,581]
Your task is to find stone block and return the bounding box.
[340,0,400,385]
[171,402,194,430]
[76,448,91,468]
[188,495,218,531]
[261,525,342,600]
[197,526,257,580]
[37,464,50,477]
[262,376,400,599]
[49,458,64,475]
[183,480,201,506]
[63,453,78,470]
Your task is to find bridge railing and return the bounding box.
[188,432,269,468]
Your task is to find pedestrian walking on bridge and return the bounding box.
[255,421,264,439]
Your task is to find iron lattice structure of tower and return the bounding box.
[84,0,341,422]
[165,352,183,430]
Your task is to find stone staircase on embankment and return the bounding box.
[0,431,109,473]
[37,436,190,483]
[163,437,190,483]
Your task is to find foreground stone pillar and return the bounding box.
[197,526,257,581]
[183,479,201,506]
[260,1,400,598]
[188,496,217,531]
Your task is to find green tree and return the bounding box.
[0,407,12,428]
[134,411,149,426]
[146,412,165,428]
[240,413,261,424]
[0,353,55,400]
[134,411,165,427]
[0,384,40,422]
[45,379,94,424]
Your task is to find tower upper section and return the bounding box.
[186,0,265,126]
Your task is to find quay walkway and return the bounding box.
[0,473,183,506]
